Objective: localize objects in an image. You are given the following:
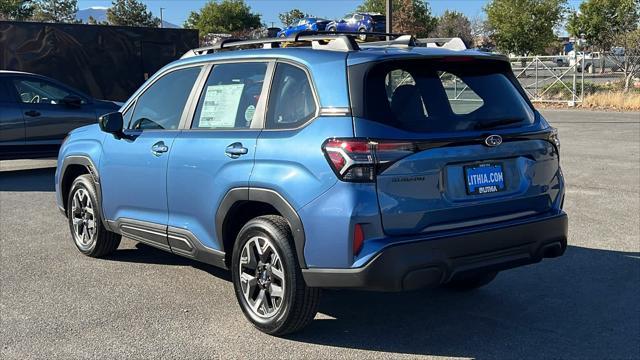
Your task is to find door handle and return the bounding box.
[25,110,41,117]
[225,142,248,158]
[151,141,169,156]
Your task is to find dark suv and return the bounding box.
[55,34,567,335]
[0,71,120,160]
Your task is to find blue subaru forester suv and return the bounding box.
[55,33,568,335]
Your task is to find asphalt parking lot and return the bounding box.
[1,109,638,359]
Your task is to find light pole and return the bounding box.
[385,0,393,40]
[160,7,165,28]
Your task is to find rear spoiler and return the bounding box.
[362,36,467,51]
[417,38,467,51]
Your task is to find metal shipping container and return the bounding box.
[0,21,199,102]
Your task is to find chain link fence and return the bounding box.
[510,52,633,105]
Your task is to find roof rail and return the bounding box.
[417,37,467,51]
[180,31,414,59]
[181,32,371,58]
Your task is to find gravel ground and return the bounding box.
[1,109,638,359]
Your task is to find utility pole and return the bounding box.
[160,7,165,28]
[385,0,393,40]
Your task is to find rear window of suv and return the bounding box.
[349,58,535,133]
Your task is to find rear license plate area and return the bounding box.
[464,163,506,195]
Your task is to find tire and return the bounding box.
[358,28,367,41]
[67,174,121,257]
[327,26,336,32]
[443,271,498,291]
[231,215,320,336]
[279,33,286,38]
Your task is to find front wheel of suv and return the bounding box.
[231,215,320,335]
[67,174,121,257]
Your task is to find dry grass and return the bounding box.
[581,91,640,111]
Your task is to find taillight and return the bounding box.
[322,138,416,182]
[549,127,560,149]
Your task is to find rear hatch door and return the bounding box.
[348,56,562,236]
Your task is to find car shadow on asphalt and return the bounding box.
[105,243,231,281]
[0,167,56,192]
[286,246,640,359]
[106,242,639,358]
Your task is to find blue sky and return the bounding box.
[77,0,584,28]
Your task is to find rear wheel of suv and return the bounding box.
[444,271,498,291]
[67,175,121,257]
[231,215,320,335]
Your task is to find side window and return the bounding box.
[13,78,79,105]
[129,66,201,130]
[266,63,316,129]
[354,14,364,21]
[439,72,484,114]
[192,62,267,129]
[297,19,306,26]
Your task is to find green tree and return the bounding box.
[279,8,309,27]
[31,0,78,22]
[357,0,437,37]
[107,0,160,27]
[485,0,567,55]
[611,29,640,92]
[184,0,261,36]
[431,10,473,47]
[567,0,639,71]
[0,0,34,20]
[86,15,108,25]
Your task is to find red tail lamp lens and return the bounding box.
[322,138,416,182]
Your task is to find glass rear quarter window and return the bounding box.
[266,63,316,129]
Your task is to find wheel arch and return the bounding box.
[216,187,307,268]
[59,156,110,230]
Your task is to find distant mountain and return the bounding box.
[75,7,179,28]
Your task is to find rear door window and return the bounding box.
[353,59,535,133]
[191,62,268,129]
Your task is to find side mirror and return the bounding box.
[98,112,124,138]
[62,95,82,108]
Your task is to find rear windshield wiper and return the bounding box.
[475,118,523,130]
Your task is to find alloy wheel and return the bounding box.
[238,236,286,318]
[71,188,97,250]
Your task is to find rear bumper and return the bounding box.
[302,212,568,291]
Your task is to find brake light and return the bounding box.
[437,56,475,62]
[322,138,416,182]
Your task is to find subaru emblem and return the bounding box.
[484,135,502,147]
